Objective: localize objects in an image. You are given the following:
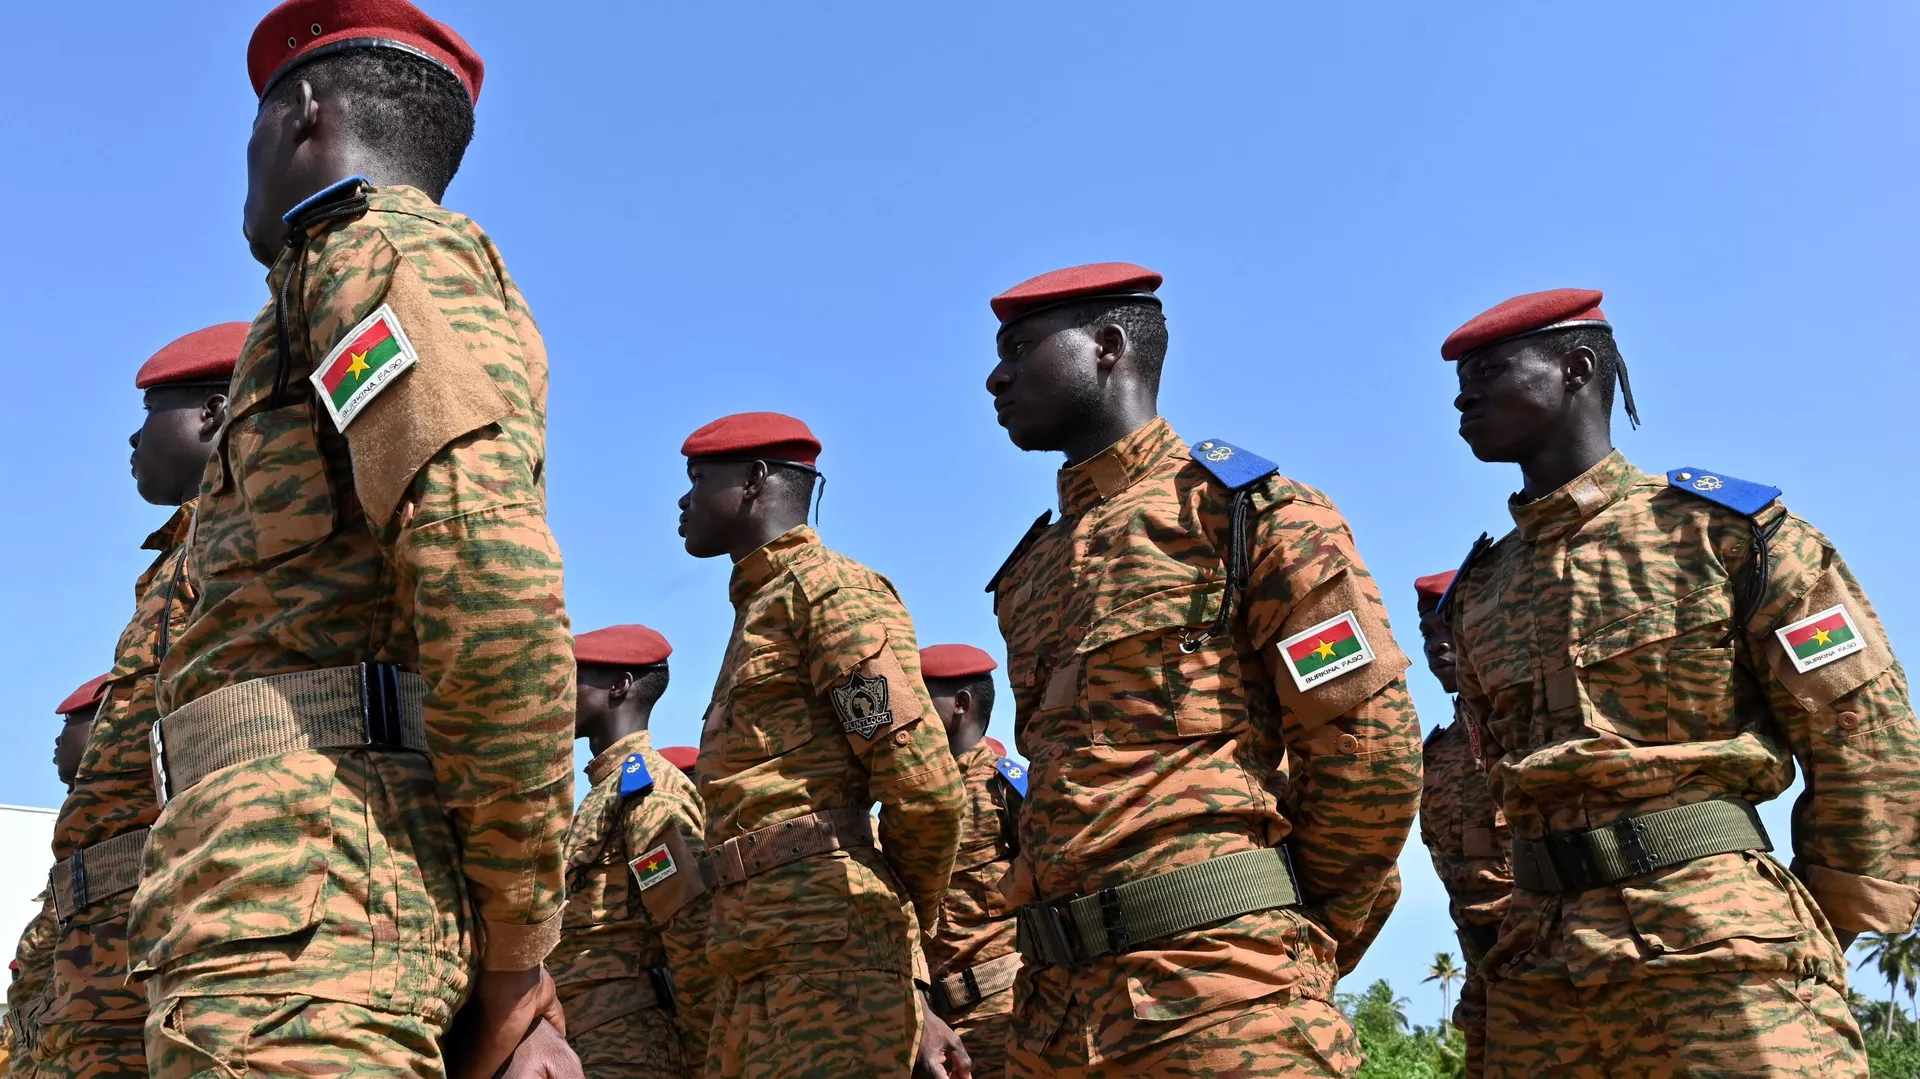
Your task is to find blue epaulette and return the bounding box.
[619,753,654,798]
[281,174,371,225]
[994,756,1028,797]
[1190,439,1279,490]
[1666,467,1782,517]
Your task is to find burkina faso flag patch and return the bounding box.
[1775,604,1865,674]
[1278,611,1376,693]
[309,303,419,431]
[629,843,678,891]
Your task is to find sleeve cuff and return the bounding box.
[1802,862,1920,934]
[481,910,565,971]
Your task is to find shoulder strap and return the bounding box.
[1436,532,1495,617]
[1189,439,1279,491]
[985,510,1054,608]
[1666,468,1788,646]
[1665,467,1781,517]
[991,759,1025,857]
[1181,438,1280,653]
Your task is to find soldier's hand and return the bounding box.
[448,965,570,1079]
[915,1006,973,1079]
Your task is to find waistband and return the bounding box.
[1510,799,1770,894]
[50,828,150,923]
[710,806,875,887]
[929,951,1022,1017]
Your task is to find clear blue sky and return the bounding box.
[4,1,1917,1020]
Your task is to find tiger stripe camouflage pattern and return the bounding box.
[697,526,964,1078]
[129,183,575,1068]
[553,731,717,1077]
[5,891,58,1078]
[1450,451,1919,1077]
[35,505,195,1077]
[924,742,1021,1076]
[990,418,1420,1074]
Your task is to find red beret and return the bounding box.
[1442,289,1607,362]
[983,736,1008,757]
[920,644,999,680]
[135,323,249,390]
[658,746,699,772]
[681,412,821,467]
[574,625,672,668]
[1414,571,1457,612]
[249,0,484,103]
[991,262,1163,326]
[55,674,110,718]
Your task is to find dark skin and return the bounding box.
[573,664,659,756]
[247,71,561,1079]
[130,384,227,506]
[1453,338,1613,501]
[1417,608,1458,696]
[678,460,811,561]
[243,78,446,269]
[54,706,97,791]
[986,308,1157,464]
[927,683,988,759]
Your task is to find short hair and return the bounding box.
[580,662,670,707]
[1531,325,1621,410]
[267,47,475,199]
[1072,299,1170,390]
[926,674,996,728]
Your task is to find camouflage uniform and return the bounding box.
[1417,698,1511,1077]
[33,507,195,1078]
[130,182,574,1078]
[6,892,58,1078]
[924,742,1021,1077]
[553,730,718,1077]
[697,526,964,1079]
[990,418,1421,1077]
[1451,451,1920,1078]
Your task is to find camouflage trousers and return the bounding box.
[704,969,919,1079]
[567,1004,697,1079]
[1484,970,1867,1078]
[1456,969,1486,1079]
[144,995,444,1079]
[31,1021,145,1079]
[948,995,1011,1079]
[1007,994,1361,1078]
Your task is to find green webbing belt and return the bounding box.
[1015,847,1300,968]
[1510,798,1770,894]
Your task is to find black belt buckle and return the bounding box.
[68,848,89,917]
[1021,897,1083,969]
[1613,815,1657,877]
[1544,831,1592,893]
[1098,886,1132,955]
[359,662,405,748]
[647,966,677,1013]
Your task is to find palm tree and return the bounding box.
[1855,931,1920,1038]
[1424,952,1462,1031]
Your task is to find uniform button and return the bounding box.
[1337,734,1360,754]
[1838,711,1860,729]
[892,729,912,746]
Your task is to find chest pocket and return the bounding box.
[198,403,339,576]
[1081,584,1250,745]
[1576,586,1736,745]
[1461,595,1536,755]
[725,648,817,763]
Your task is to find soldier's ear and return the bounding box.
[1091,323,1128,373]
[199,394,228,440]
[1562,345,1597,395]
[740,460,770,504]
[952,686,974,723]
[608,671,635,704]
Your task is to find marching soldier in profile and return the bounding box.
[678,411,964,1079]
[1444,288,1918,1077]
[552,624,717,1077]
[982,262,1422,1077]
[919,644,1024,1078]
[33,324,242,1079]
[1412,570,1510,1078]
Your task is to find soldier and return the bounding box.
[982,262,1422,1077]
[677,411,965,1079]
[126,3,578,1077]
[1444,288,1919,1077]
[34,323,242,1079]
[551,624,718,1077]
[7,677,107,1079]
[919,644,1023,1078]
[1412,570,1511,1078]
[660,747,700,780]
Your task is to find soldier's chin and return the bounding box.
[1004,417,1063,454]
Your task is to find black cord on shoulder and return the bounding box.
[1723,514,1785,647]
[1183,487,1253,654]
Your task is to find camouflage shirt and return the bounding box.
[1451,451,1920,987]
[1418,699,1513,944]
[5,891,56,1073]
[923,742,1018,1011]
[991,417,1421,1061]
[135,183,575,1002]
[697,526,964,982]
[553,730,717,1073]
[44,504,194,1026]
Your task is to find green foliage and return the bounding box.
[1868,1030,1920,1079]
[1338,979,1466,1079]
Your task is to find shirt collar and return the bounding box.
[1508,450,1647,542]
[729,525,820,605]
[142,501,195,553]
[585,728,654,786]
[1056,416,1178,516]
